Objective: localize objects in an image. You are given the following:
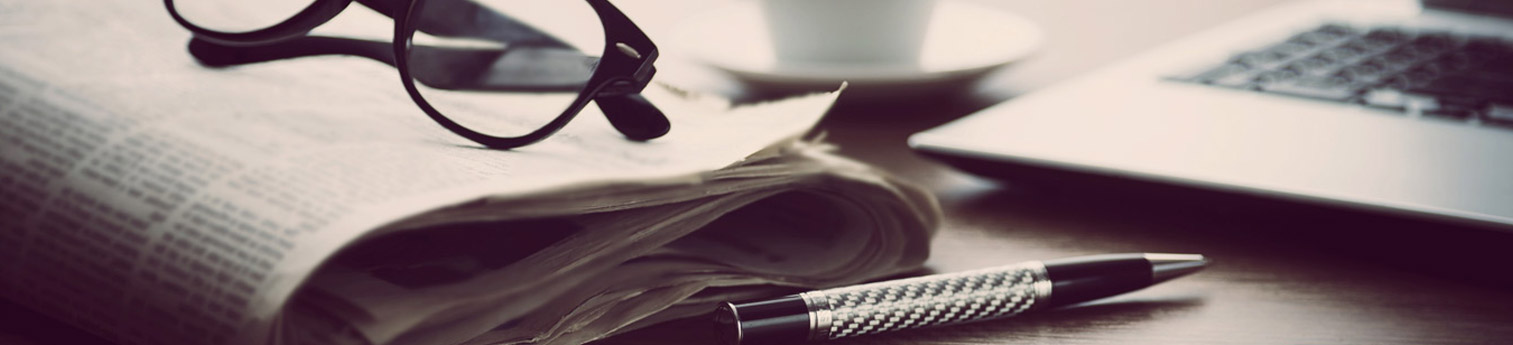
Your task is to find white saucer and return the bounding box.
[671,1,1044,87]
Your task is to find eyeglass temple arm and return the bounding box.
[588,0,656,90]
[163,0,354,47]
[584,0,668,142]
[187,36,396,68]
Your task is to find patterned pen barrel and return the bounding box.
[714,253,1207,345]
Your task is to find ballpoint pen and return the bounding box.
[713,253,1207,345]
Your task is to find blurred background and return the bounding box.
[8,1,1513,345]
[622,0,1288,100]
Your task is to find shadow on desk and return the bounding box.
[595,298,1204,345]
[807,84,1513,289]
[831,298,1206,345]
[935,155,1513,288]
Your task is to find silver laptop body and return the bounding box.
[910,0,1513,230]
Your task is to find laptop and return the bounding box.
[910,0,1513,230]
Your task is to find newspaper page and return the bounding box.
[283,141,939,345]
[0,1,849,344]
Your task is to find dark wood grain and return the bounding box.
[597,1,1513,344]
[596,80,1513,345]
[8,1,1513,345]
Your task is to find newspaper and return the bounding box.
[0,1,940,345]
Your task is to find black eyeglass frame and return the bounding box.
[396,0,663,149]
[163,0,669,150]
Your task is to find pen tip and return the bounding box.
[1145,253,1207,284]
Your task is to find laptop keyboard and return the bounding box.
[1173,24,1513,128]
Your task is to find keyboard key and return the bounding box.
[1403,93,1442,113]
[1232,51,1292,68]
[1420,52,1478,74]
[1361,69,1440,110]
[1181,62,1239,79]
[1404,74,1513,121]
[1380,45,1440,66]
[1361,28,1410,47]
[1287,56,1338,75]
[1289,24,1357,45]
[1264,41,1315,57]
[1421,96,1480,120]
[1337,62,1388,83]
[1318,44,1371,63]
[1254,68,1302,86]
[1407,74,1513,104]
[1407,33,1456,52]
[1194,64,1263,88]
[1397,67,1444,86]
[1261,75,1364,101]
[1363,88,1409,109]
[1319,24,1357,35]
[1354,30,1409,55]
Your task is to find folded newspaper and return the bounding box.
[0,1,940,345]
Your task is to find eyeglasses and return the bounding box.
[163,0,670,150]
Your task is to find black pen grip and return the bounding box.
[714,253,1205,345]
[717,262,1052,345]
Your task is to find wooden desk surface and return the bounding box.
[5,1,1512,345]
[600,0,1513,344]
[602,91,1513,343]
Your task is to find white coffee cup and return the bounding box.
[761,0,938,67]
